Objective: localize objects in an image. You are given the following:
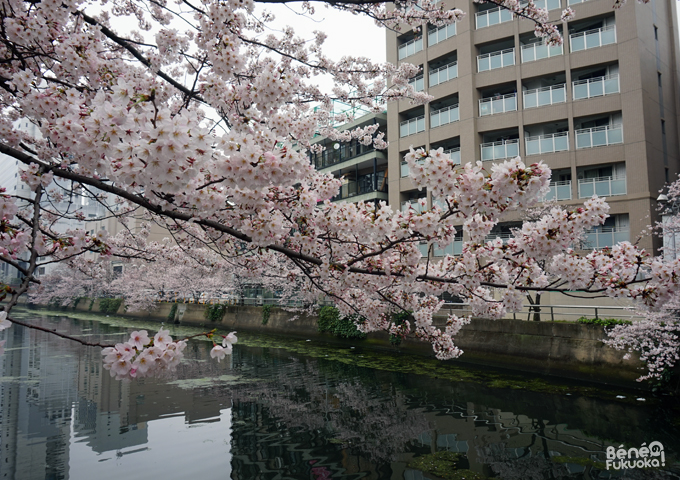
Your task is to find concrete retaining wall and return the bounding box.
[55,299,647,387]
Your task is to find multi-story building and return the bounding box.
[309,112,389,205]
[386,0,680,254]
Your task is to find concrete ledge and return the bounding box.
[34,299,647,388]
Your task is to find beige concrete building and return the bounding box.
[387,0,680,253]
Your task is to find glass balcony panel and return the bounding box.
[553,86,566,103]
[430,71,439,86]
[591,130,607,147]
[507,142,519,157]
[604,76,619,94]
[548,0,561,10]
[448,149,461,164]
[418,243,429,256]
[522,48,535,62]
[490,54,502,69]
[594,179,610,196]
[451,107,460,122]
[584,232,597,247]
[478,57,490,72]
[540,137,553,153]
[570,35,585,52]
[608,125,623,144]
[492,98,504,114]
[400,123,408,137]
[576,131,591,148]
[431,113,440,128]
[554,135,568,151]
[526,139,540,156]
[611,178,626,195]
[537,90,551,106]
[556,183,571,200]
[417,117,425,132]
[488,9,500,25]
[573,83,588,100]
[502,50,514,66]
[477,15,488,29]
[493,144,505,159]
[614,231,629,243]
[589,79,604,97]
[585,31,600,49]
[524,92,537,108]
[506,96,516,111]
[481,146,494,161]
[453,241,463,255]
[601,28,616,45]
[401,162,409,177]
[535,44,549,60]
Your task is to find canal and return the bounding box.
[0,309,678,479]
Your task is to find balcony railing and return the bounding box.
[311,142,375,170]
[543,180,572,201]
[481,139,519,161]
[429,62,458,87]
[523,84,566,108]
[484,232,513,244]
[572,74,619,100]
[475,6,513,29]
[332,177,388,201]
[575,124,623,149]
[409,74,424,92]
[400,116,426,137]
[444,147,461,165]
[525,132,569,156]
[434,239,464,256]
[569,25,616,52]
[428,23,456,45]
[402,200,426,214]
[431,104,459,128]
[578,176,626,198]
[398,37,423,60]
[479,93,517,116]
[477,48,515,72]
[521,42,563,63]
[583,227,629,249]
[520,0,562,10]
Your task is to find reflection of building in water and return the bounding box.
[0,321,75,480]
[0,318,234,479]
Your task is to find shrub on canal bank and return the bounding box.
[317,306,367,340]
[98,298,123,314]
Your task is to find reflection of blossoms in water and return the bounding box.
[223,357,432,462]
[475,443,570,480]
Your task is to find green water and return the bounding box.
[0,309,677,479]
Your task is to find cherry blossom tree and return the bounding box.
[0,0,678,373]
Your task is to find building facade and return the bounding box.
[387,0,680,253]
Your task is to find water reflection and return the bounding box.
[0,312,678,480]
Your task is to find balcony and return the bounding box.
[477,48,515,72]
[332,176,388,202]
[479,93,517,116]
[484,232,513,244]
[409,74,425,92]
[572,75,619,101]
[575,124,623,149]
[429,62,458,87]
[568,0,593,5]
[475,6,513,29]
[543,180,572,201]
[431,104,460,128]
[525,132,569,156]
[402,200,426,214]
[428,24,456,46]
[521,0,561,10]
[583,227,629,249]
[578,176,626,198]
[481,139,519,161]
[521,43,563,63]
[399,37,423,60]
[444,147,461,165]
[523,84,566,109]
[310,140,376,170]
[569,25,616,53]
[400,116,426,137]
[434,239,464,256]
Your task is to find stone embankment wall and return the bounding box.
[55,298,646,387]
